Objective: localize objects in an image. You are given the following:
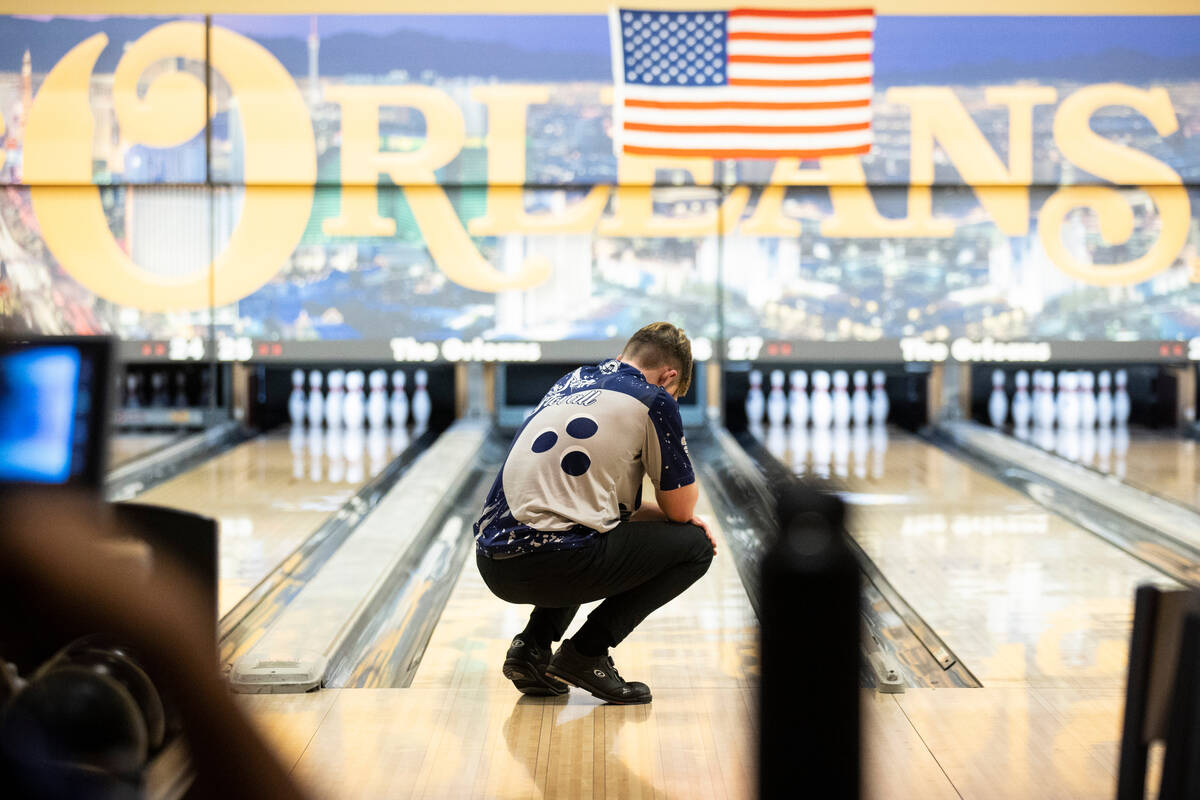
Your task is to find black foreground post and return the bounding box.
[760,490,859,799]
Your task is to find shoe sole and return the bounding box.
[503,657,568,696]
[544,665,652,705]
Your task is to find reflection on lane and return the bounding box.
[753,421,888,481]
[288,425,417,484]
[135,425,422,617]
[753,423,1175,688]
[1006,424,1197,511]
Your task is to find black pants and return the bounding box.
[476,520,713,649]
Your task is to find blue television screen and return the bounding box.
[0,346,88,484]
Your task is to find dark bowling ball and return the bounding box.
[0,665,148,779]
[52,643,166,753]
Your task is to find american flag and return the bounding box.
[611,7,874,160]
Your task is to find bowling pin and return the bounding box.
[1011,370,1032,429]
[390,370,409,428]
[766,370,787,426]
[174,371,188,408]
[832,370,851,428]
[811,370,833,429]
[788,370,809,429]
[1039,372,1056,429]
[126,372,141,409]
[307,371,325,428]
[343,370,366,429]
[988,369,1008,428]
[1113,369,1130,426]
[1079,371,1097,428]
[745,370,765,427]
[870,370,889,426]
[1030,371,1044,427]
[1096,371,1114,427]
[851,370,870,427]
[1060,371,1080,429]
[151,372,169,407]
[289,369,307,426]
[325,370,345,429]
[412,369,432,429]
[367,369,389,429]
[1054,372,1068,428]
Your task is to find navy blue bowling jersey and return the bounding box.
[474,360,694,557]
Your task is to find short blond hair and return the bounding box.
[620,322,693,398]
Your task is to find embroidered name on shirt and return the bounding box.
[541,389,602,409]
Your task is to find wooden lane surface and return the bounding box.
[109,432,181,467]
[762,424,1178,689]
[241,683,1128,798]
[134,425,405,617]
[232,430,1151,798]
[240,479,969,798]
[1106,428,1199,511]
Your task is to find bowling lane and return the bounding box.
[1012,425,1199,512]
[759,423,1177,689]
[109,432,182,467]
[312,478,762,799]
[133,425,412,618]
[260,473,962,798]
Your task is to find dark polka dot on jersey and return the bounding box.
[560,450,591,476]
[531,431,558,453]
[566,416,598,439]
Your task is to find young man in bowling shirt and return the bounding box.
[474,322,716,704]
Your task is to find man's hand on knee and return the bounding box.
[689,515,717,556]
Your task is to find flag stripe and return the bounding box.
[624,106,872,126]
[623,129,873,149]
[623,84,874,102]
[624,97,870,110]
[729,62,873,80]
[624,144,873,159]
[626,121,871,134]
[728,7,874,18]
[727,16,876,34]
[727,39,873,57]
[728,30,872,41]
[729,53,871,64]
[729,76,872,87]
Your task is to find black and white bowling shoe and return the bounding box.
[545,639,652,705]
[502,636,568,696]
